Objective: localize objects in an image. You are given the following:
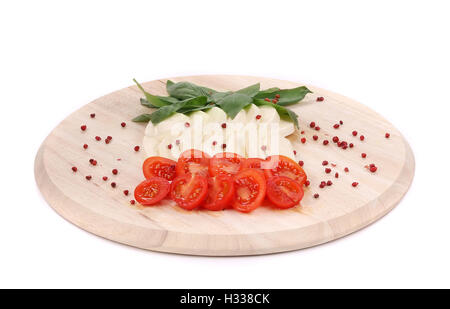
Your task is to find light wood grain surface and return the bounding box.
[34,75,415,256]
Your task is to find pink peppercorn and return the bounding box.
[298,160,304,166]
[323,140,329,145]
[360,135,365,141]
[134,146,140,152]
[313,135,318,141]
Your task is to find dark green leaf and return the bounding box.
[132,114,153,123]
[253,99,299,128]
[235,83,260,97]
[159,96,180,104]
[166,81,217,101]
[254,86,312,106]
[216,93,252,119]
[179,104,214,114]
[210,91,232,103]
[256,87,280,96]
[133,79,171,107]
[144,96,208,124]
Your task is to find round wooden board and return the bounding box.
[34,75,414,256]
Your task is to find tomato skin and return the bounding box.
[176,149,210,177]
[209,152,244,177]
[170,173,208,210]
[241,158,265,170]
[203,175,235,211]
[143,156,177,181]
[266,176,304,209]
[263,155,307,185]
[134,177,170,206]
[232,169,267,213]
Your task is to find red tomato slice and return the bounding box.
[266,176,304,209]
[209,152,244,177]
[134,177,170,206]
[263,155,307,185]
[176,149,210,177]
[203,175,235,211]
[241,158,265,170]
[142,156,177,181]
[170,173,208,210]
[232,169,266,213]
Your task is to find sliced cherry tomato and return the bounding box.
[203,175,235,211]
[263,155,307,185]
[209,152,244,177]
[176,149,210,177]
[134,177,170,206]
[170,173,208,210]
[266,176,304,209]
[142,156,177,181]
[241,158,265,170]
[232,169,266,213]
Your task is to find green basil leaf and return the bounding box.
[148,96,208,124]
[132,114,153,123]
[159,96,180,104]
[166,81,217,101]
[179,104,214,114]
[140,98,158,108]
[133,79,171,107]
[235,83,260,97]
[210,91,232,103]
[254,86,312,106]
[216,93,252,119]
[253,99,299,128]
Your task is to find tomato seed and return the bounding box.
[222,143,227,149]
[349,143,354,148]
[370,166,377,173]
[264,98,271,102]
[272,99,278,104]
[105,139,110,144]
[293,150,297,155]
[212,141,217,146]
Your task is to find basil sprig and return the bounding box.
[132,79,311,128]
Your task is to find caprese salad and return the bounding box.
[132,80,311,212]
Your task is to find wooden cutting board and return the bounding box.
[34,75,414,256]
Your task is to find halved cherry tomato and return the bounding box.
[134,177,170,206]
[176,149,210,177]
[170,173,208,210]
[266,176,304,209]
[143,156,177,181]
[209,152,244,177]
[232,169,266,213]
[263,155,307,185]
[241,158,265,170]
[203,175,235,211]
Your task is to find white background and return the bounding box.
[1,0,449,288]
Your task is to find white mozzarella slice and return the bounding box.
[143,136,159,157]
[154,113,190,139]
[259,106,280,123]
[158,136,178,161]
[279,119,295,137]
[230,109,247,125]
[176,131,193,155]
[205,107,227,123]
[144,121,157,137]
[271,137,295,160]
[203,129,225,157]
[245,122,259,158]
[190,111,209,151]
[245,104,261,122]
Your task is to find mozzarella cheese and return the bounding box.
[143,104,298,160]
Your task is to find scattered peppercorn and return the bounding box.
[123,190,129,196]
[85,175,92,180]
[111,182,116,188]
[352,182,359,187]
[102,176,108,181]
[322,160,329,166]
[313,135,318,141]
[370,166,377,173]
[298,160,304,166]
[71,166,77,172]
[314,193,319,198]
[327,180,333,186]
[333,124,340,129]
[344,167,349,172]
[301,137,306,144]
[256,115,262,120]
[316,97,324,102]
[90,113,95,118]
[185,122,190,127]
[385,133,390,138]
[304,180,310,187]
[112,169,118,175]
[325,168,331,174]
[323,140,329,145]
[95,136,101,141]
[83,144,88,149]
[134,146,140,152]
[361,153,367,158]
[335,172,339,178]
[360,135,365,141]
[315,126,320,131]
[130,200,136,205]
[309,122,315,128]
[352,131,358,136]
[332,136,339,143]
[80,125,87,131]
[121,122,126,127]
[339,120,343,125]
